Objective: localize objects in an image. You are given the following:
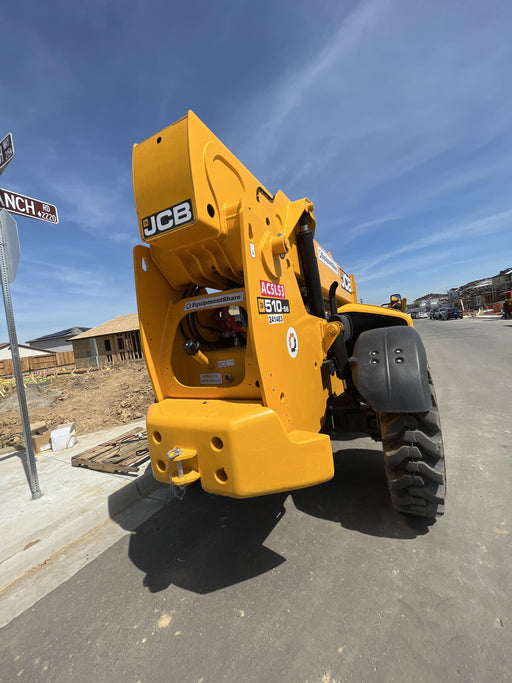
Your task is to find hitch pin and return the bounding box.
[167,447,184,478]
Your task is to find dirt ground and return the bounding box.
[0,360,154,450]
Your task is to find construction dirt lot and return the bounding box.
[0,360,154,451]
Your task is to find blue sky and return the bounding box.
[1,0,511,343]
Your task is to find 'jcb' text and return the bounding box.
[142,199,194,238]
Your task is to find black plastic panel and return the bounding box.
[350,326,431,413]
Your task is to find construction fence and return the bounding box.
[0,351,75,379]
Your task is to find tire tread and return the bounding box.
[381,375,446,518]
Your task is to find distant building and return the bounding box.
[412,294,447,312]
[70,314,141,367]
[26,327,90,353]
[0,343,54,361]
[447,268,512,309]
[414,267,512,312]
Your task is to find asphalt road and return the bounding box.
[1,318,511,683]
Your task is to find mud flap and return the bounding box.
[349,326,431,413]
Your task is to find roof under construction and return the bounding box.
[70,314,139,340]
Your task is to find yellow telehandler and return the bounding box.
[132,111,445,518]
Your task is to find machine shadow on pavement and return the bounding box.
[116,440,432,595]
[292,440,434,539]
[123,486,288,594]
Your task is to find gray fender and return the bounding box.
[349,326,431,413]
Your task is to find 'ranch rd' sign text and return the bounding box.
[0,188,59,224]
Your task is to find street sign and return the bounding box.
[0,132,42,499]
[0,209,20,283]
[0,133,14,175]
[0,187,59,224]
[0,211,41,498]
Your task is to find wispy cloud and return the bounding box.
[354,208,512,277]
[221,0,512,305]
[46,171,135,244]
[20,259,121,298]
[236,1,512,203]
[253,0,383,149]
[9,257,137,342]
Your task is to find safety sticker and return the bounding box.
[260,280,285,298]
[257,297,290,315]
[199,372,223,385]
[217,359,235,368]
[268,314,284,325]
[317,245,339,276]
[184,291,244,312]
[286,327,298,358]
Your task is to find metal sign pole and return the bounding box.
[0,239,42,499]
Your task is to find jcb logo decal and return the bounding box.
[341,270,352,294]
[142,199,194,238]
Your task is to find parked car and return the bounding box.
[416,311,428,319]
[430,308,440,319]
[438,307,463,320]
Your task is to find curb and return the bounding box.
[0,467,165,595]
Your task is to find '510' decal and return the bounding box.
[257,298,290,315]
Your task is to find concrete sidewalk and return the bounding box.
[0,420,172,604]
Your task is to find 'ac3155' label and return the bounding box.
[142,199,194,238]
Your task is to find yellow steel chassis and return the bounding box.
[132,112,410,497]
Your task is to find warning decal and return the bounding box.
[199,372,223,385]
[217,359,235,368]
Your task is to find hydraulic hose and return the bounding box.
[296,214,325,319]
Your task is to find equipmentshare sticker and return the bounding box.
[184,291,245,312]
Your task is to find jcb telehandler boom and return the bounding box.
[132,112,446,518]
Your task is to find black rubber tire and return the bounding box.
[380,374,446,518]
